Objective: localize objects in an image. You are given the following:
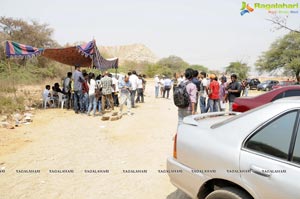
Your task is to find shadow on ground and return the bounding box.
[166,189,191,199]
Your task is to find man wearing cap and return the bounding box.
[73,64,84,114]
[207,74,220,112]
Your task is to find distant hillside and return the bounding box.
[99,44,158,64]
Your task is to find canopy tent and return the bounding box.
[5,40,118,70]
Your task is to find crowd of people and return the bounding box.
[43,64,147,117]
[153,68,244,126]
[42,64,246,123]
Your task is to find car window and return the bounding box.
[284,90,300,97]
[272,93,284,101]
[293,130,300,164]
[245,111,297,160]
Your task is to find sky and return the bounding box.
[1,0,300,72]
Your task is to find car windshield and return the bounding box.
[210,103,271,129]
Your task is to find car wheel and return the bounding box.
[205,187,252,199]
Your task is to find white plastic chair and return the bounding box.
[57,92,67,109]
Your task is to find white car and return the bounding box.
[167,97,300,199]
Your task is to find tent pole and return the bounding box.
[94,40,101,71]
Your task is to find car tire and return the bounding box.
[205,187,252,199]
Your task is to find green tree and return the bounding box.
[189,64,208,73]
[157,55,189,72]
[225,61,250,80]
[256,32,300,81]
[0,16,59,67]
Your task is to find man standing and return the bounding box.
[82,72,89,113]
[112,75,119,107]
[192,70,200,112]
[73,64,84,114]
[119,75,132,115]
[63,72,72,109]
[163,76,172,99]
[178,68,197,127]
[100,71,114,113]
[136,75,144,103]
[207,74,220,112]
[226,74,242,111]
[199,71,208,113]
[154,75,160,98]
[219,76,228,111]
[129,71,138,108]
[87,73,97,116]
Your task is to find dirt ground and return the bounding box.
[0,80,192,199]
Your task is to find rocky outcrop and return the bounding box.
[99,44,158,64]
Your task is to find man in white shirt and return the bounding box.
[199,72,208,113]
[42,85,52,108]
[87,73,97,116]
[129,71,139,108]
[112,75,119,107]
[154,75,160,98]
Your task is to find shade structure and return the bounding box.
[5,40,118,70]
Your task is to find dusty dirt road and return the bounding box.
[0,80,191,199]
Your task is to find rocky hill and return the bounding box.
[99,44,158,64]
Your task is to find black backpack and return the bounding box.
[173,81,190,108]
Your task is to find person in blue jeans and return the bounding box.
[73,64,84,114]
[87,73,97,116]
[163,77,172,99]
[199,72,208,113]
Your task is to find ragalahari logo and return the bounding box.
[240,2,254,15]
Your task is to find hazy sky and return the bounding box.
[1,0,300,71]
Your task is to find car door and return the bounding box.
[239,110,300,199]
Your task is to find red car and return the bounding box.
[233,85,300,112]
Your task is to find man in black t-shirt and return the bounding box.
[226,74,241,111]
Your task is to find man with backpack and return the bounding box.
[174,68,197,128]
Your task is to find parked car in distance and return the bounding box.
[246,78,260,90]
[232,85,300,112]
[272,80,295,90]
[167,98,300,199]
[257,80,279,91]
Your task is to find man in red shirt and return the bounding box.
[207,74,220,112]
